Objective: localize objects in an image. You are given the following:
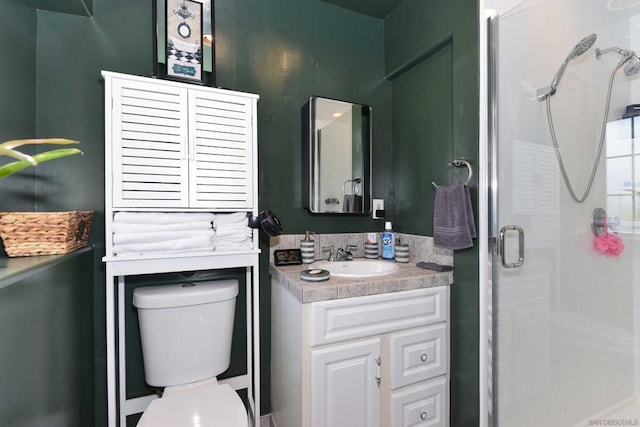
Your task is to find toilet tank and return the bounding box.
[133,279,238,387]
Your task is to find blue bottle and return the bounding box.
[381,221,395,260]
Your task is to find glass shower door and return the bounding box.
[489,1,640,425]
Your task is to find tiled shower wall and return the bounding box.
[269,232,453,266]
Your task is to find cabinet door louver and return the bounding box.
[189,90,253,209]
[112,79,189,208]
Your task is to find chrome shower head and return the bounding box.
[625,54,640,76]
[552,34,598,90]
[538,34,598,100]
[568,33,598,60]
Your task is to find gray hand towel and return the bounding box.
[342,194,361,213]
[433,184,476,250]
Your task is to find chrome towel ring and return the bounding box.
[432,159,473,188]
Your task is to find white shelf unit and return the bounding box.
[102,71,261,427]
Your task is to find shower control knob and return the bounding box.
[607,215,621,231]
[420,353,428,362]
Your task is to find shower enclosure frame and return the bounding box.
[480,1,640,426]
[478,5,494,426]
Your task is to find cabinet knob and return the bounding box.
[375,376,381,387]
[420,411,428,420]
[420,353,428,362]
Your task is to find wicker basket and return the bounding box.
[0,211,94,257]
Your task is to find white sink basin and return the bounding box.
[309,259,399,278]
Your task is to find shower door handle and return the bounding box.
[499,225,525,268]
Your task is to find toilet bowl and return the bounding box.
[133,279,248,427]
[137,378,247,427]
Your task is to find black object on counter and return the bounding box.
[274,249,302,266]
[416,261,453,272]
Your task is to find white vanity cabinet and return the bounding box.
[310,338,382,427]
[271,281,450,427]
[105,71,256,210]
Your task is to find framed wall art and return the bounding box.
[153,0,215,86]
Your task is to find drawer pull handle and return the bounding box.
[420,411,428,420]
[420,353,428,362]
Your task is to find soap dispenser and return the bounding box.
[300,231,316,264]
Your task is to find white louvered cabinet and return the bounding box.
[106,71,256,210]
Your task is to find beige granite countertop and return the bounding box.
[269,261,453,303]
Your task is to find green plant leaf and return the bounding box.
[0,148,83,179]
[0,146,37,165]
[0,138,79,150]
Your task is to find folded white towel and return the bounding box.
[114,247,214,256]
[214,227,252,238]
[114,212,215,224]
[112,235,214,255]
[213,241,254,251]
[213,220,249,228]
[214,223,248,230]
[114,230,214,245]
[213,212,248,225]
[112,221,213,233]
[214,238,252,246]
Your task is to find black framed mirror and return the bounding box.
[153,0,216,86]
[302,97,372,214]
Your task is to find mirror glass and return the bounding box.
[302,97,371,214]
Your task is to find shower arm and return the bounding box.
[596,47,634,66]
[596,46,625,57]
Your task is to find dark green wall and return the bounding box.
[0,249,95,426]
[214,0,392,234]
[385,0,479,425]
[31,2,154,423]
[0,0,36,214]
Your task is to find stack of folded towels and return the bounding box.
[112,212,216,256]
[212,212,253,251]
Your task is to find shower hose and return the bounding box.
[546,61,624,203]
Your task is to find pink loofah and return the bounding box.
[593,220,624,257]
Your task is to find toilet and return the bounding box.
[133,279,248,427]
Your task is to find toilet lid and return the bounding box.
[137,380,248,427]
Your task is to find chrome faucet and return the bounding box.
[336,245,358,261]
[322,245,336,261]
[323,244,358,261]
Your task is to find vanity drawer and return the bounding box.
[309,287,447,347]
[389,324,447,389]
[390,377,448,427]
